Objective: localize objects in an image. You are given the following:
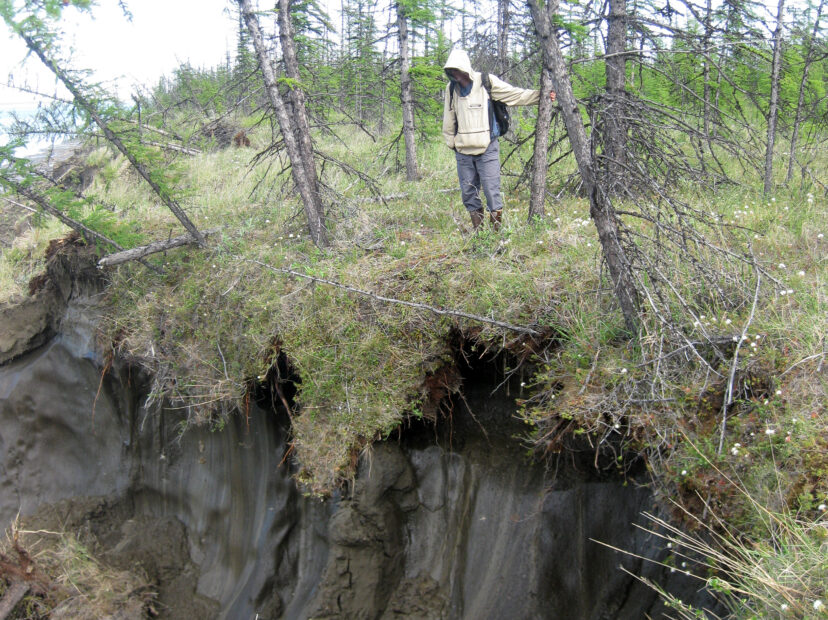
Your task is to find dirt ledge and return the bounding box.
[0,233,103,365]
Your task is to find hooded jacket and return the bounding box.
[442,49,540,155]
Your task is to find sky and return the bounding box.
[0,0,239,112]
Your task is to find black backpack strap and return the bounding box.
[481,72,492,98]
[448,81,458,135]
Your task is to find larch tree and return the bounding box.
[1,1,205,248]
[397,0,420,181]
[528,0,640,334]
[527,65,555,220]
[603,0,629,193]
[496,0,511,74]
[764,0,787,195]
[785,0,825,185]
[238,0,328,247]
[277,0,326,223]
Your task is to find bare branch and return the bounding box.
[242,257,540,336]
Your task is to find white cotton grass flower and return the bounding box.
[681,470,687,475]
[814,600,824,612]
[778,263,786,269]
[765,428,776,436]
[781,603,789,611]
[818,233,824,240]
[818,504,827,512]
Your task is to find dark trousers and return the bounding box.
[455,139,503,213]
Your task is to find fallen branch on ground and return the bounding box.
[0,579,29,619]
[141,140,201,156]
[3,179,161,274]
[98,228,220,267]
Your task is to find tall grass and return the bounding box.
[629,469,828,620]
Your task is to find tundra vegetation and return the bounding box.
[0,0,826,617]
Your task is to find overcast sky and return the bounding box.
[0,0,239,111]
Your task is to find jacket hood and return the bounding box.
[444,49,473,79]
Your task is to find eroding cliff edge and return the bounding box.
[0,242,718,619]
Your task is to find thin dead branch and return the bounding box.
[241,256,540,336]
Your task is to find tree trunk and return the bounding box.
[528,66,555,220]
[702,0,713,141]
[763,0,786,196]
[604,0,628,192]
[277,0,325,213]
[529,0,639,334]
[238,0,328,247]
[497,0,511,75]
[0,580,29,620]
[786,0,823,184]
[397,2,420,181]
[379,47,388,134]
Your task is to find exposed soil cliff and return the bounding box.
[0,241,720,618]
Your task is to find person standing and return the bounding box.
[442,48,556,231]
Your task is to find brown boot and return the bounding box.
[469,209,484,231]
[490,209,502,231]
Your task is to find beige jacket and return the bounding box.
[442,49,540,155]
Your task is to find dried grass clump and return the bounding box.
[0,519,156,619]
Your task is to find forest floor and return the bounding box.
[1,122,826,616]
